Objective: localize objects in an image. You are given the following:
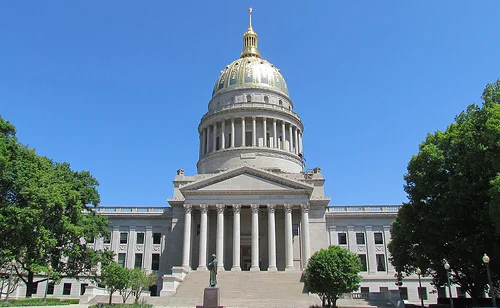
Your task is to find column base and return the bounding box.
[285,266,295,271]
[231,266,241,271]
[197,266,207,271]
[267,266,278,272]
[250,266,260,272]
[217,266,225,271]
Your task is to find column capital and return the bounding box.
[200,204,209,214]
[300,203,310,213]
[273,118,277,123]
[216,204,225,214]
[184,204,193,214]
[284,204,293,213]
[267,204,276,213]
[233,204,242,213]
[231,118,235,123]
[252,116,256,120]
[251,204,260,214]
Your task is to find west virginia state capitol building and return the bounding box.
[13,10,441,306]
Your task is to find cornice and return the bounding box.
[197,147,303,168]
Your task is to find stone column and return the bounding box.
[213,122,217,151]
[198,204,209,271]
[110,226,120,254]
[383,226,395,274]
[263,117,267,147]
[294,126,298,154]
[252,117,256,146]
[273,119,277,148]
[126,226,136,268]
[206,125,211,154]
[267,204,277,272]
[366,226,377,274]
[281,120,286,150]
[202,128,207,155]
[144,226,153,270]
[231,118,235,148]
[232,204,241,271]
[241,117,246,147]
[298,131,303,154]
[250,204,260,271]
[284,204,294,271]
[199,133,203,157]
[221,120,226,150]
[301,203,311,267]
[216,204,225,270]
[182,204,193,269]
[288,123,293,152]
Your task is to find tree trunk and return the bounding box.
[24,270,34,298]
[109,290,114,304]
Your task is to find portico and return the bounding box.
[181,202,311,272]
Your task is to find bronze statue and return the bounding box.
[207,254,217,287]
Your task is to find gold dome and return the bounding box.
[211,8,289,98]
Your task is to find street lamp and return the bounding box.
[5,259,16,304]
[416,267,424,308]
[444,262,454,308]
[483,254,497,308]
[43,265,52,303]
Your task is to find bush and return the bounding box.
[89,304,153,308]
[0,298,79,306]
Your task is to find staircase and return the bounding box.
[149,270,323,308]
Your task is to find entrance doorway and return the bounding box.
[241,245,251,271]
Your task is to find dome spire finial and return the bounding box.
[240,7,261,58]
[249,7,253,29]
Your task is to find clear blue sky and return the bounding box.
[1,1,499,206]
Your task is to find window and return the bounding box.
[246,95,251,102]
[103,233,111,244]
[80,283,88,295]
[356,233,365,245]
[361,287,369,294]
[358,254,367,271]
[120,232,128,244]
[264,96,269,103]
[153,233,161,245]
[118,253,126,267]
[292,224,299,236]
[338,233,347,245]
[151,254,160,271]
[63,283,72,295]
[135,253,143,268]
[399,287,408,300]
[380,287,388,296]
[216,137,220,150]
[47,282,54,295]
[245,132,252,146]
[136,233,145,244]
[227,133,232,148]
[278,100,283,106]
[457,287,466,298]
[31,282,38,295]
[376,254,386,271]
[374,232,384,244]
[418,287,428,300]
[437,287,446,298]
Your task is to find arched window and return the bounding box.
[246,95,251,102]
[279,100,283,106]
[264,96,269,103]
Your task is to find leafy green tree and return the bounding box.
[129,268,158,303]
[388,80,500,300]
[100,262,130,304]
[0,116,110,297]
[304,245,362,308]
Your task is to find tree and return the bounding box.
[0,116,111,297]
[129,268,157,303]
[388,80,500,300]
[304,245,362,308]
[100,262,130,304]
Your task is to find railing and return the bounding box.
[328,206,401,213]
[201,102,302,123]
[96,207,167,213]
[345,292,385,299]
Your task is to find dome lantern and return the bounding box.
[240,7,260,58]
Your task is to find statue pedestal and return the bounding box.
[196,287,224,308]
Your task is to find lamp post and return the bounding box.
[416,267,425,308]
[444,262,454,308]
[5,259,16,304]
[43,265,52,303]
[483,254,497,308]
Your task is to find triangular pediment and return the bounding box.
[179,166,313,195]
